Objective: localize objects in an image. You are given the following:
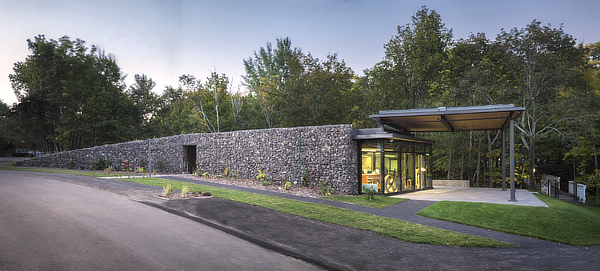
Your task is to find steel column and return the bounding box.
[509,114,517,202]
[502,129,506,191]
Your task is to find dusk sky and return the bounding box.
[1,0,599,105]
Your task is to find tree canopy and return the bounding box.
[4,7,600,199]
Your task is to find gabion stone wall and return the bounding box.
[17,125,359,194]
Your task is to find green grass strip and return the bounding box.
[0,166,124,177]
[417,194,600,246]
[1,166,511,247]
[120,177,511,247]
[324,195,409,209]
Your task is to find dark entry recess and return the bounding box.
[183,145,196,174]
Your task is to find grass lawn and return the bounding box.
[416,194,600,246]
[0,166,511,247]
[118,177,510,247]
[0,166,125,177]
[324,195,409,209]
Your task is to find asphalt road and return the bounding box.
[0,171,322,270]
[2,168,600,271]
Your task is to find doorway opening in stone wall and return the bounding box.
[183,145,196,174]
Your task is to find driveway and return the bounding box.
[0,170,322,270]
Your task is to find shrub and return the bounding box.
[364,187,377,201]
[284,181,292,190]
[181,186,191,197]
[162,183,173,197]
[320,182,331,197]
[92,157,112,171]
[155,157,167,173]
[302,169,309,186]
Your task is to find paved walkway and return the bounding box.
[160,175,554,246]
[391,187,548,207]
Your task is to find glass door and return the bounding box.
[402,153,415,191]
[384,153,399,193]
[361,141,381,193]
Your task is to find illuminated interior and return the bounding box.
[360,139,432,194]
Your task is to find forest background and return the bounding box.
[2,7,600,202]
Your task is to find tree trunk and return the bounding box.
[475,135,482,187]
[529,136,537,191]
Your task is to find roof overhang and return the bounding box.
[370,104,524,132]
[352,128,434,144]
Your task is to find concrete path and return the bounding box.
[160,176,556,247]
[391,187,548,207]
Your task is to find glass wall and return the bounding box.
[360,139,432,194]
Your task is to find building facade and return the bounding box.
[17,124,434,195]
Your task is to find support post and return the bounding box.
[502,129,507,191]
[379,140,385,194]
[509,114,517,202]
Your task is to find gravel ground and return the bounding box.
[177,174,345,198]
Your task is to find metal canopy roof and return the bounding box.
[370,104,524,132]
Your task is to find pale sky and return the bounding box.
[1,0,599,105]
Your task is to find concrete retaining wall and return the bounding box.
[432,180,470,188]
[16,125,359,194]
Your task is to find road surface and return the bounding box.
[0,170,322,270]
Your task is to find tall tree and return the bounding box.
[243,37,301,127]
[9,35,134,152]
[128,74,160,138]
[497,20,586,189]
[179,72,232,133]
[381,6,452,109]
[277,53,355,127]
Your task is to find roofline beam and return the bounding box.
[440,115,454,132]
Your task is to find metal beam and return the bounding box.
[509,114,517,202]
[440,115,454,132]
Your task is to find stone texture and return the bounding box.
[432,180,470,188]
[17,125,359,194]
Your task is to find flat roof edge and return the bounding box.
[371,104,525,118]
[352,129,434,144]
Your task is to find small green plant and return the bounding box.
[181,185,191,197]
[257,170,271,185]
[122,160,133,178]
[284,181,292,190]
[201,171,214,178]
[135,167,147,177]
[104,165,115,176]
[162,183,173,197]
[92,157,112,171]
[155,157,167,173]
[302,169,309,186]
[364,187,377,201]
[319,182,331,197]
[224,166,230,177]
[68,159,75,169]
